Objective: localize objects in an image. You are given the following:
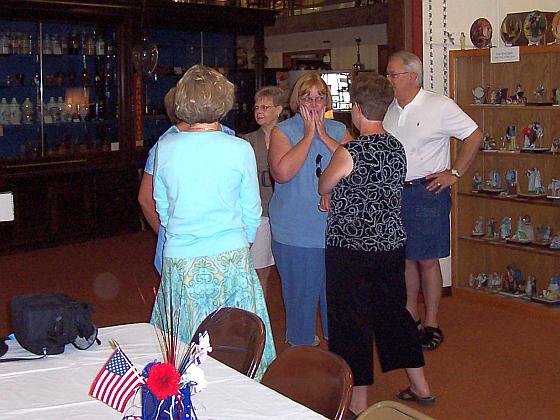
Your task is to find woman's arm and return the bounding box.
[314,108,354,151]
[318,145,353,195]
[239,146,262,243]
[138,172,161,233]
[268,124,314,184]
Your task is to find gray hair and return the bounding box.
[174,65,234,124]
[389,51,423,86]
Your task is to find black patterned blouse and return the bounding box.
[326,133,407,252]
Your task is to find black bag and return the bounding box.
[10,293,99,355]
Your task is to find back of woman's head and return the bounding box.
[288,72,332,112]
[350,73,394,121]
[174,65,234,124]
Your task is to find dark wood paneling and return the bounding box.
[265,4,387,36]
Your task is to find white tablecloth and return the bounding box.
[0,323,325,419]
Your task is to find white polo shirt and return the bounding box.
[383,88,478,181]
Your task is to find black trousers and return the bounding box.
[326,245,424,386]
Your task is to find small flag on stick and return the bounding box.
[90,348,145,413]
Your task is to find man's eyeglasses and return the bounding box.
[300,96,326,104]
[315,154,323,178]
[253,105,273,112]
[385,72,410,79]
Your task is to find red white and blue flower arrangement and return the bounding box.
[89,289,212,419]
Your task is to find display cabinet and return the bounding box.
[450,46,560,301]
[137,1,276,147]
[0,20,120,161]
[0,0,139,254]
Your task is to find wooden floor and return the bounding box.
[1,231,559,420]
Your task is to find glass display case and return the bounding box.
[141,29,246,148]
[0,20,119,162]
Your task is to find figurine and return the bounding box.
[502,125,517,151]
[512,215,535,242]
[547,178,560,198]
[534,82,546,103]
[460,32,466,49]
[550,234,560,249]
[515,84,525,104]
[504,264,523,293]
[472,171,483,192]
[554,88,560,105]
[500,216,512,239]
[525,275,536,297]
[551,138,560,154]
[476,272,488,288]
[481,132,496,150]
[486,217,498,239]
[526,167,545,195]
[522,126,536,148]
[485,169,502,190]
[505,169,517,195]
[472,216,485,236]
[489,272,502,290]
[472,86,485,104]
[535,224,552,245]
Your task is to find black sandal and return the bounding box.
[422,326,444,351]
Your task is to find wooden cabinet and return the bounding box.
[450,46,560,298]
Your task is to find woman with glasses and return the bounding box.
[150,65,276,380]
[242,86,285,296]
[318,73,433,415]
[268,73,352,346]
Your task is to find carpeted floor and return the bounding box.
[1,231,559,419]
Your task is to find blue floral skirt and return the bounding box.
[150,247,276,380]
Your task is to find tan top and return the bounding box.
[242,128,273,217]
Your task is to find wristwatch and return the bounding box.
[451,168,460,178]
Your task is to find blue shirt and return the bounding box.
[268,114,346,248]
[144,124,235,273]
[153,130,261,258]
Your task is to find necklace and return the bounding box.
[187,123,219,132]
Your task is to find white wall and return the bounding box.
[425,0,559,286]
[264,24,387,71]
[424,0,559,95]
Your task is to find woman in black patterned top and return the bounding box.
[318,73,434,416]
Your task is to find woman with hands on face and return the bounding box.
[268,72,352,347]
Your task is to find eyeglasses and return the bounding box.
[300,96,326,104]
[385,71,410,79]
[253,105,273,112]
[315,154,323,178]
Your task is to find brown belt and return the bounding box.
[403,177,428,187]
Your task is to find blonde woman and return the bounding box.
[242,86,285,295]
[150,65,275,379]
[268,73,352,346]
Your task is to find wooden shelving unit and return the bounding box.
[449,46,560,298]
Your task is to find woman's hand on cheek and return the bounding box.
[301,106,315,138]
[315,107,328,139]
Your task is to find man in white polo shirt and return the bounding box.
[383,51,483,351]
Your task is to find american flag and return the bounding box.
[89,348,144,413]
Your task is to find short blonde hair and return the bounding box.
[174,65,234,124]
[255,86,286,107]
[164,87,179,125]
[288,72,332,113]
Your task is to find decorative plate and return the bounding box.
[523,10,547,45]
[470,18,493,48]
[500,15,522,45]
[552,11,560,44]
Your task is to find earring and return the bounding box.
[277,114,280,118]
